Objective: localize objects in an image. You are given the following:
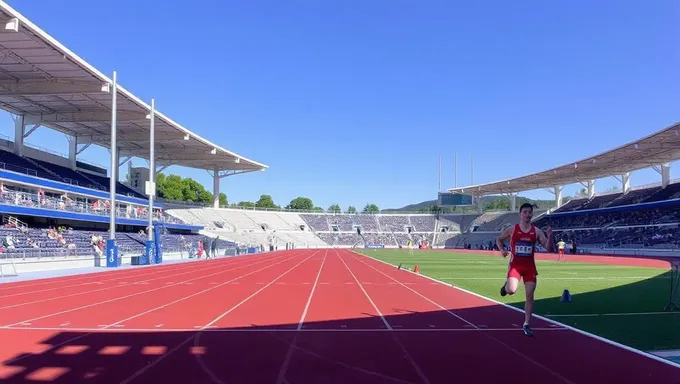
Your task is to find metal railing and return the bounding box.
[0,189,184,224]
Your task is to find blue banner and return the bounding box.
[106,239,118,268]
[144,240,154,265]
[153,223,163,264]
[364,244,385,249]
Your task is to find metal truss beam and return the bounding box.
[208,169,262,179]
[24,110,146,125]
[81,132,185,145]
[0,80,109,96]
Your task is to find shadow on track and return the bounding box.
[1,298,678,383]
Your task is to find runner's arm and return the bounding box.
[536,227,553,252]
[497,226,512,255]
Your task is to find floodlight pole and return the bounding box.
[148,98,155,241]
[109,71,117,240]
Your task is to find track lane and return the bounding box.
[0,250,292,293]
[353,250,680,383]
[120,251,318,329]
[209,251,325,330]
[301,250,388,330]
[349,251,556,329]
[339,251,469,330]
[280,249,425,384]
[24,254,301,329]
[0,252,294,326]
[0,252,310,383]
[0,252,289,309]
[118,252,319,384]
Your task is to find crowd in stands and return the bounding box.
[2,140,680,256]
[0,222,224,260]
[535,206,680,229]
[0,182,184,224]
[555,182,680,213]
[301,213,439,248]
[174,205,680,251]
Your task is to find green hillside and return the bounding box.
[383,194,559,213]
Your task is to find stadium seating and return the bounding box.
[0,148,145,198]
[2,138,679,256]
[0,226,219,259]
[0,186,183,224]
[167,208,330,248]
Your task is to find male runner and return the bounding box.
[496,203,552,337]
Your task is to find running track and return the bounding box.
[0,249,678,383]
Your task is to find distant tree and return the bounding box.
[236,201,255,208]
[155,172,213,204]
[327,204,341,213]
[287,197,314,211]
[362,203,380,213]
[255,194,279,209]
[219,193,228,207]
[312,206,324,212]
[347,206,357,214]
[182,178,213,204]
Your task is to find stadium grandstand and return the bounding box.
[0,2,263,275]
[447,121,680,257]
[171,122,680,258]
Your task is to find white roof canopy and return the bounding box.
[448,121,680,196]
[0,2,267,172]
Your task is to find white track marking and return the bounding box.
[0,264,197,299]
[356,250,680,370]
[0,253,290,311]
[297,253,327,330]
[276,250,328,384]
[119,252,319,384]
[352,251,577,383]
[353,255,478,329]
[2,254,293,327]
[0,250,281,292]
[0,326,569,333]
[102,256,298,328]
[337,250,431,384]
[0,253,303,370]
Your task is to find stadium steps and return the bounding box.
[22,156,66,183]
[74,170,108,190]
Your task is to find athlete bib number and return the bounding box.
[513,242,534,257]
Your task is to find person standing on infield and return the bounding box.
[496,203,553,337]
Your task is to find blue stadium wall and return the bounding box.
[0,203,202,231]
[0,169,203,231]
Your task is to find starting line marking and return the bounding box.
[0,326,569,333]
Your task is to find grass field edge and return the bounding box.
[352,249,680,370]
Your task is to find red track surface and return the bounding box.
[1,249,679,383]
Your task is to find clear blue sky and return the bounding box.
[2,0,679,210]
